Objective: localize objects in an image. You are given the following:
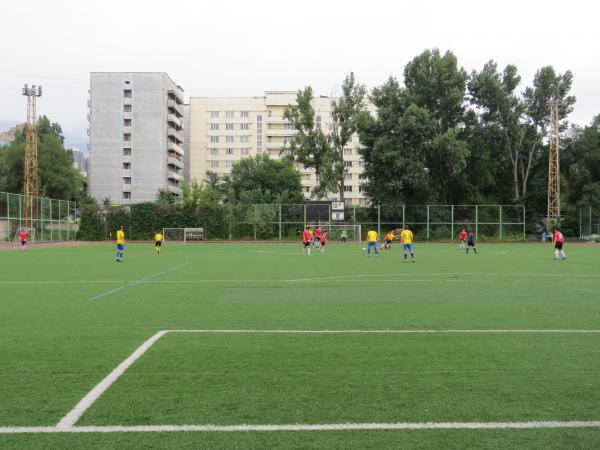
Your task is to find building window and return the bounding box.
[123,134,131,142]
[210,111,219,118]
[226,111,234,118]
[123,90,132,98]
[241,111,249,118]
[123,192,131,199]
[225,136,234,143]
[123,177,131,184]
[343,185,353,192]
[268,136,272,143]
[344,148,352,155]
[358,160,364,167]
[344,173,352,181]
[344,161,352,168]
[124,119,131,127]
[304,187,310,193]
[241,148,249,155]
[210,123,219,130]
[240,123,249,130]
[225,160,233,168]
[316,115,322,129]
[123,148,131,156]
[210,148,218,155]
[226,123,234,131]
[359,185,365,192]
[268,110,272,117]
[124,105,132,112]
[240,135,249,143]
[225,148,234,155]
[210,160,219,168]
[123,163,131,170]
[256,115,263,153]
[284,123,294,130]
[210,136,219,143]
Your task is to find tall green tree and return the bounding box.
[0,115,84,201]
[225,154,303,204]
[283,86,334,199]
[329,72,368,202]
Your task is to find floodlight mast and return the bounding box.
[546,99,561,231]
[22,84,42,229]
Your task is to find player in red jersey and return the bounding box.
[302,226,312,256]
[314,226,322,249]
[320,230,328,252]
[19,229,28,251]
[553,228,566,260]
[458,229,467,249]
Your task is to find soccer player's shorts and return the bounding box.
[155,241,162,247]
[368,241,377,248]
[555,242,563,250]
[21,241,26,246]
[385,240,392,245]
[315,236,321,241]
[403,243,413,251]
[303,241,310,248]
[117,244,125,251]
[321,242,326,247]
[468,241,475,247]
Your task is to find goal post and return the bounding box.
[162,227,204,243]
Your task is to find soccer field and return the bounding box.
[1,241,600,449]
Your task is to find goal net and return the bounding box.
[162,227,204,243]
[307,224,362,242]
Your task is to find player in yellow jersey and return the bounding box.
[383,230,395,250]
[154,231,163,254]
[116,225,125,262]
[400,225,415,262]
[367,228,379,257]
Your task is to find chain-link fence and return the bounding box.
[0,192,78,243]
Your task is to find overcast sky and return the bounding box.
[1,0,597,149]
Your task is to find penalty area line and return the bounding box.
[3,421,600,434]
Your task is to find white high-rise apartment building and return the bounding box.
[188,91,370,205]
[88,72,185,204]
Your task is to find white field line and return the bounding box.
[56,330,168,430]
[9,328,600,434]
[3,420,600,434]
[170,329,600,334]
[88,263,188,301]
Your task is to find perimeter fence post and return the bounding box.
[402,204,405,228]
[499,205,503,240]
[522,205,526,240]
[590,204,592,238]
[377,205,381,238]
[579,207,582,238]
[475,205,479,240]
[426,205,430,240]
[6,193,10,241]
[451,204,454,240]
[279,204,282,240]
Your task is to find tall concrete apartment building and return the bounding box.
[88,72,185,204]
[189,91,370,205]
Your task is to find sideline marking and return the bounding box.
[88,263,188,301]
[3,421,600,434]
[11,328,600,434]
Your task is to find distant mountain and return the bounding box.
[0,119,21,132]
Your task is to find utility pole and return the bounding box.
[546,99,561,230]
[22,84,42,229]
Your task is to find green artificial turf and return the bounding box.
[0,241,599,448]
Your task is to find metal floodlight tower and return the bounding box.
[546,99,561,231]
[22,84,42,229]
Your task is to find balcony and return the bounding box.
[167,141,184,156]
[122,184,131,192]
[166,184,182,196]
[167,156,184,169]
[168,88,184,104]
[123,112,132,120]
[167,170,183,181]
[167,127,184,143]
[167,100,184,117]
[167,114,182,128]
[123,98,132,106]
[265,116,290,124]
[122,141,132,149]
[122,169,131,177]
[123,155,131,164]
[266,128,295,136]
[123,126,132,134]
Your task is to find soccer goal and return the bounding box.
[13,227,36,245]
[162,227,204,243]
[308,224,362,242]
